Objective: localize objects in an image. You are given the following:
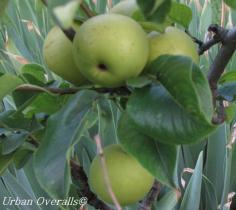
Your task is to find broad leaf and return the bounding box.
[34,90,99,199]
[147,55,213,123]
[118,113,177,187]
[0,74,24,101]
[126,85,215,144]
[168,2,192,28]
[20,63,47,86]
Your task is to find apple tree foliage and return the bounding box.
[1,0,236,210]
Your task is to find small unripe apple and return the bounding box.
[89,144,154,206]
[73,14,149,87]
[148,27,199,64]
[110,0,139,17]
[43,26,87,85]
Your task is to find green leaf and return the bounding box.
[0,111,43,132]
[1,131,28,155]
[20,63,47,85]
[126,85,215,144]
[13,148,33,169]
[34,90,99,199]
[154,190,178,210]
[118,113,177,187]
[219,71,236,84]
[168,2,192,28]
[179,152,203,210]
[97,99,119,146]
[0,74,24,101]
[2,170,41,210]
[137,0,172,23]
[218,82,236,101]
[148,55,213,123]
[224,0,236,10]
[201,176,218,210]
[23,93,69,117]
[204,125,227,204]
[0,154,13,175]
[126,76,152,88]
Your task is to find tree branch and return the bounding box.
[207,25,236,113]
[190,24,236,124]
[70,160,113,210]
[138,181,161,210]
[15,84,131,96]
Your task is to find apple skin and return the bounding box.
[72,14,149,87]
[89,144,154,206]
[148,27,199,64]
[43,26,87,85]
[110,0,138,17]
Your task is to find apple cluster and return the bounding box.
[43,0,200,207]
[43,0,199,88]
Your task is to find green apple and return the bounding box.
[89,144,154,206]
[148,27,199,64]
[43,26,87,85]
[72,14,149,87]
[110,0,139,17]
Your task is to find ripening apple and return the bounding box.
[72,14,149,87]
[43,26,87,85]
[89,144,154,206]
[110,0,139,17]
[148,27,199,64]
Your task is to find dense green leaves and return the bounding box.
[0,74,24,101]
[118,113,177,187]
[34,90,99,199]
